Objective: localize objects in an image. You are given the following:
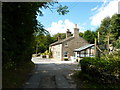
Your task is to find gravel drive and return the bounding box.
[23,57,80,88]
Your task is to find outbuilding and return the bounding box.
[74,44,95,58]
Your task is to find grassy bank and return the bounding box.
[2,61,35,88]
[72,53,120,88]
[72,71,120,88]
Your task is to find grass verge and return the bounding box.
[72,71,120,88]
[2,61,35,88]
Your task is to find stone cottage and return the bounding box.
[49,24,89,61]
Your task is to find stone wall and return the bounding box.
[62,36,89,61]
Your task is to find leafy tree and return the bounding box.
[52,33,66,42]
[110,14,120,41]
[2,2,69,68]
[35,33,54,54]
[110,14,120,48]
[83,30,96,44]
[79,32,84,37]
[2,2,46,67]
[97,17,111,45]
[57,5,69,15]
[113,37,120,49]
[45,34,54,49]
[96,14,120,49]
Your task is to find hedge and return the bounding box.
[80,57,120,84]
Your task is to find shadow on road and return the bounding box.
[23,57,81,88]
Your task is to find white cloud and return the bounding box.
[90,0,119,26]
[91,5,99,11]
[46,19,85,35]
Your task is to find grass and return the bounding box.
[72,71,120,88]
[2,61,35,88]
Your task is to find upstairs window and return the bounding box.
[65,43,68,47]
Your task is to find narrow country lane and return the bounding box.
[23,57,80,88]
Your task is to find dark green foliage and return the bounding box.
[79,32,84,37]
[52,33,66,42]
[83,30,97,43]
[73,70,120,88]
[33,33,66,54]
[57,5,69,15]
[80,57,120,84]
[97,14,120,49]
[33,33,54,54]
[2,2,47,68]
[110,14,120,40]
[2,61,35,88]
[2,2,69,69]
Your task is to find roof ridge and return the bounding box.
[50,36,74,46]
[74,44,94,51]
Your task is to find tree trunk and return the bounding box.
[36,43,38,54]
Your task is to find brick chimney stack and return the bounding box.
[58,34,61,41]
[73,24,79,38]
[66,29,71,38]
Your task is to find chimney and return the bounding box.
[66,29,71,38]
[73,24,79,38]
[58,34,61,41]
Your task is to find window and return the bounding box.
[64,52,68,57]
[58,45,60,47]
[91,46,95,49]
[65,43,68,47]
[58,52,60,57]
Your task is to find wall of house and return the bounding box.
[51,44,62,61]
[62,37,89,61]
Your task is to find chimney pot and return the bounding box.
[66,29,71,38]
[75,24,77,28]
[58,34,61,41]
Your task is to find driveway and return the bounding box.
[23,57,80,88]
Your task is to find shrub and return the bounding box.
[64,57,68,61]
[80,57,120,84]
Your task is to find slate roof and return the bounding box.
[74,44,94,51]
[50,36,74,46]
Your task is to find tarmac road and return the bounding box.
[23,57,80,88]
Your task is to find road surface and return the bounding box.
[23,57,80,88]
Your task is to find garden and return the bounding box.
[73,50,120,88]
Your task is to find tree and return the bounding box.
[2,2,69,68]
[2,2,46,67]
[96,14,120,49]
[110,14,120,48]
[79,32,84,37]
[96,16,113,51]
[52,33,66,42]
[57,5,69,15]
[83,30,96,44]
[110,14,120,39]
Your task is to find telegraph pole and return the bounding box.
[97,31,100,58]
[95,38,97,57]
[107,32,110,54]
[36,43,38,54]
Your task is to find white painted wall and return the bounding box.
[51,44,62,61]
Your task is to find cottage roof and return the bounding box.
[74,44,94,52]
[50,36,74,46]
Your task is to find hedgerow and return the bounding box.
[80,55,120,84]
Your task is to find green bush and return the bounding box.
[80,57,120,83]
[64,57,68,61]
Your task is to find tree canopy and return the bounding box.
[2,2,69,69]
[97,14,120,49]
[82,30,97,44]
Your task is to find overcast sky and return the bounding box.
[37,0,119,35]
